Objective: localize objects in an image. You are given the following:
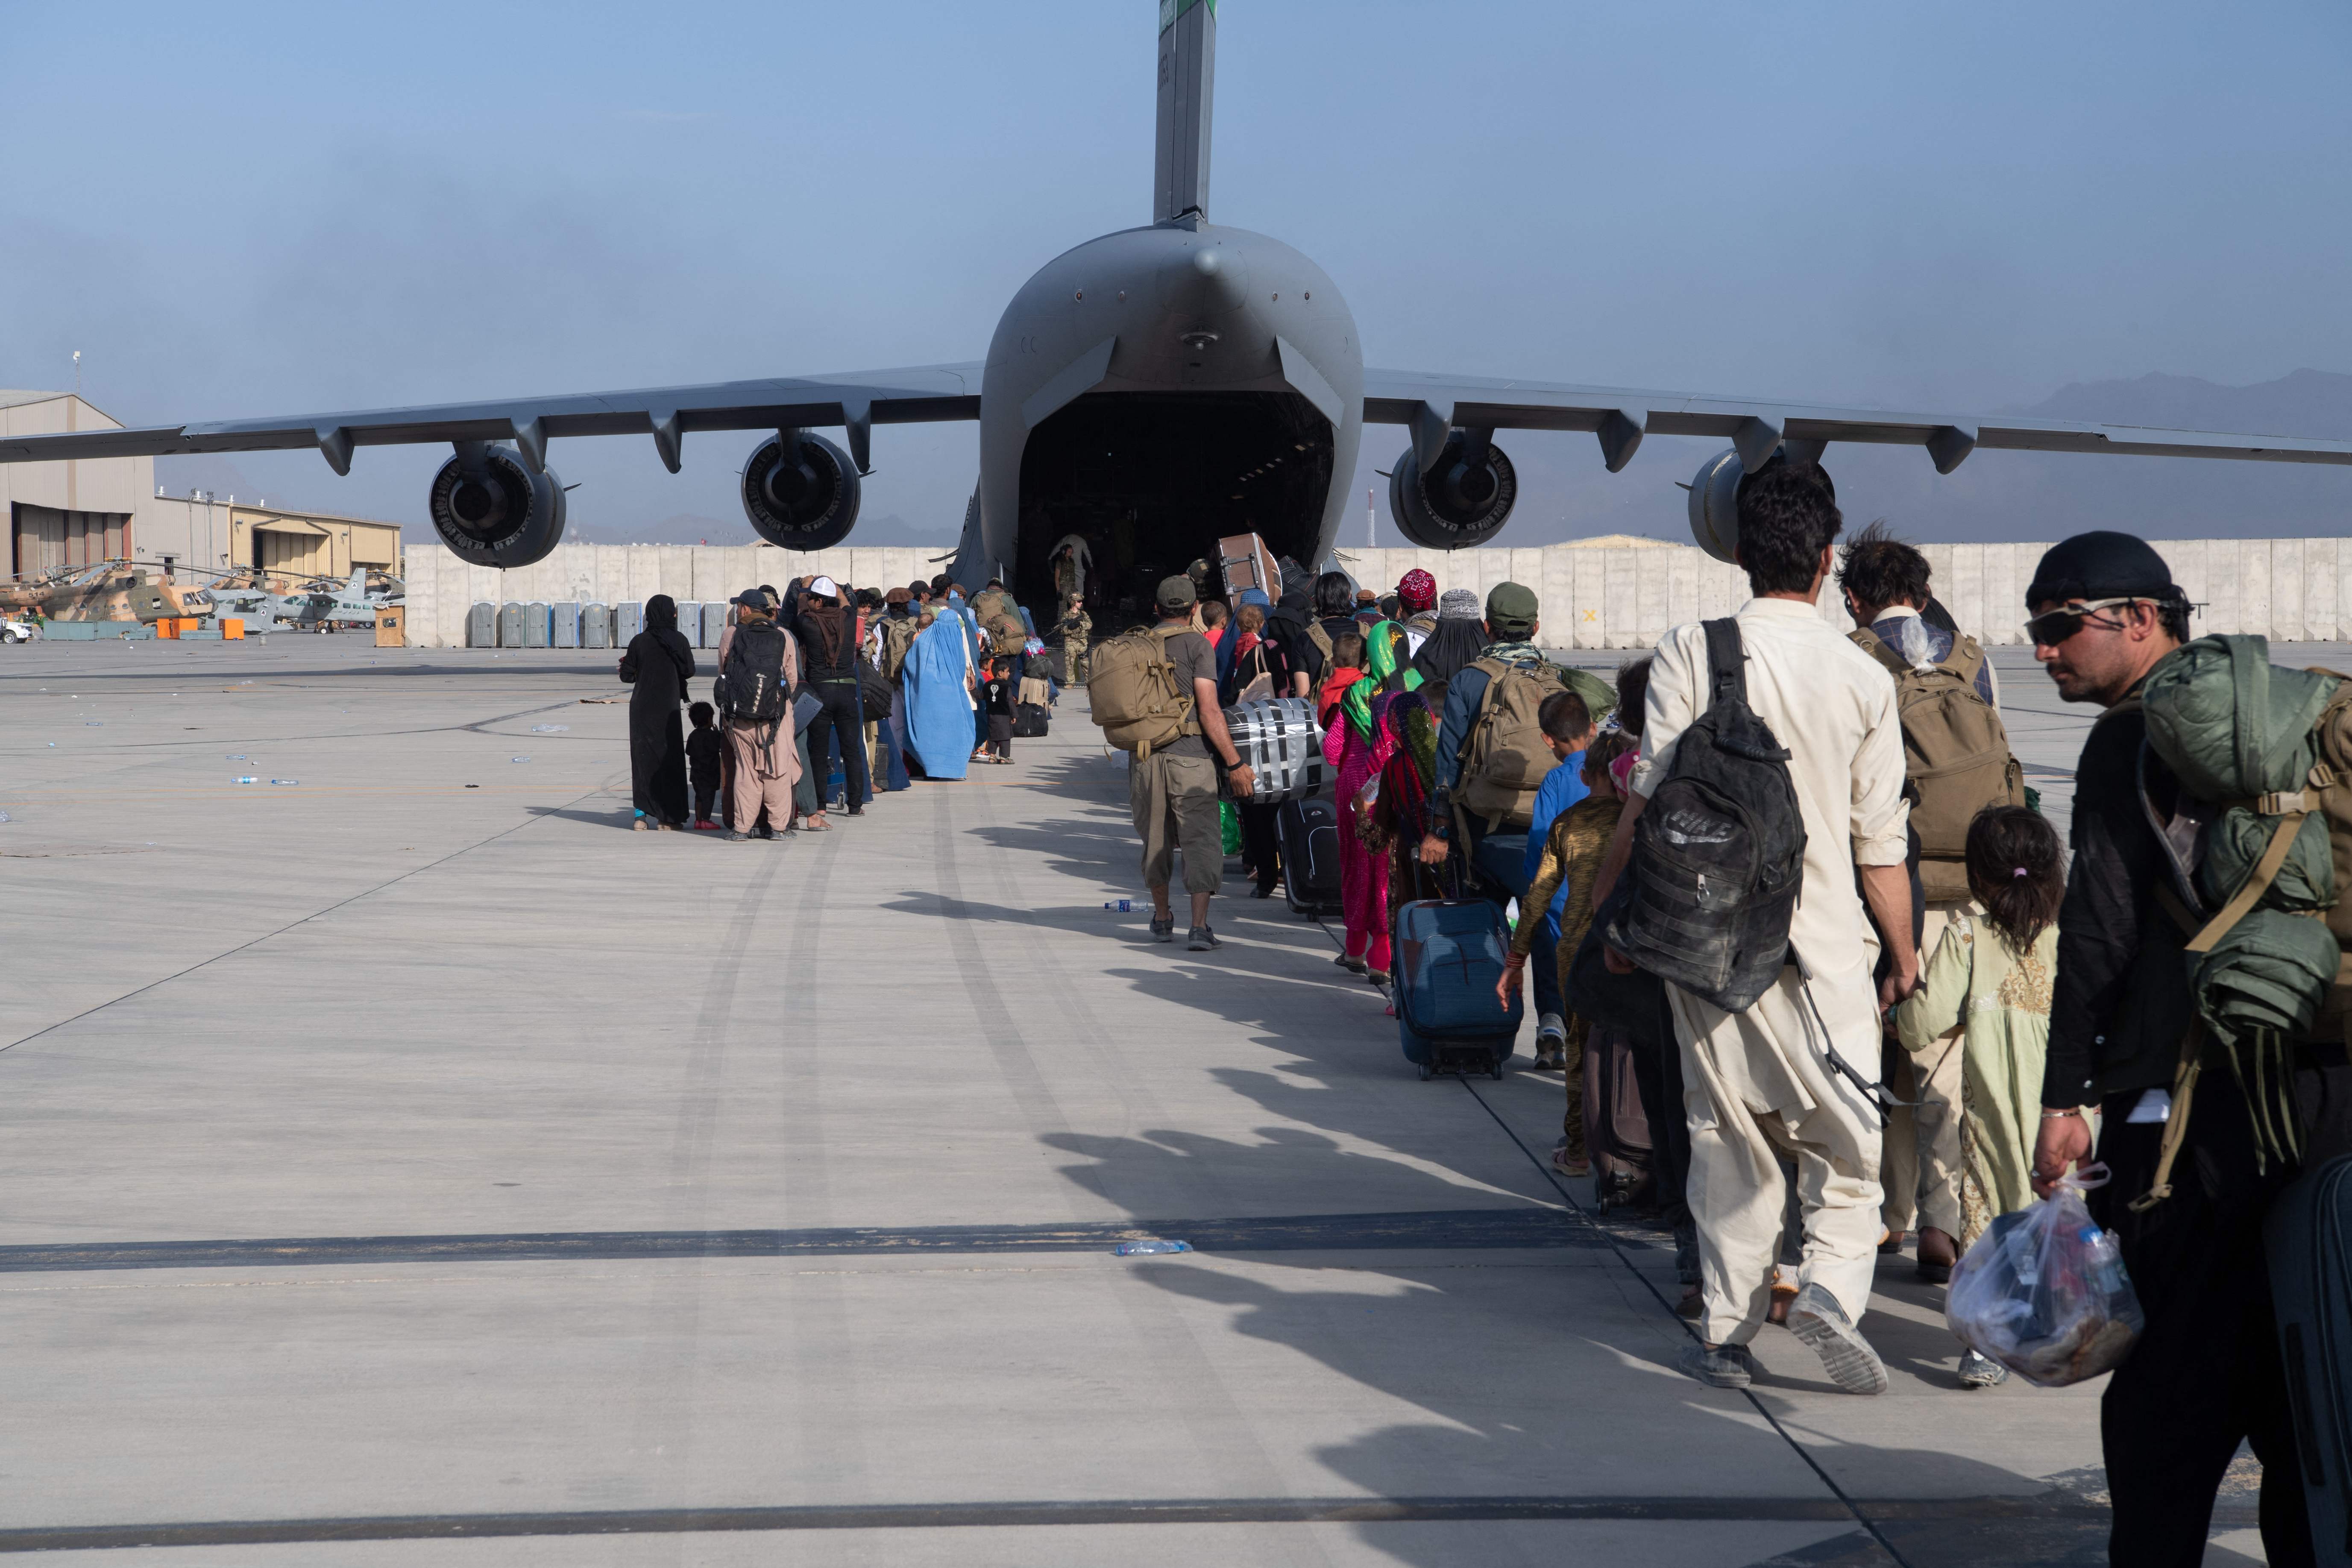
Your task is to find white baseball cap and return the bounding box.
[808,574,841,599]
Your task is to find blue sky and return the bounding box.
[5,0,2348,542]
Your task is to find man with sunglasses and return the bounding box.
[2023,532,2317,1568]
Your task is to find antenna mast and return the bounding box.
[1155,0,1215,223]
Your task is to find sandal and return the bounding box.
[1768,1269,1800,1326]
[804,816,831,832]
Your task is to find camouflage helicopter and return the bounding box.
[0,560,217,624]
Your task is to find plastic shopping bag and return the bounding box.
[1945,1166,2144,1388]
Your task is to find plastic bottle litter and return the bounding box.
[529,724,569,733]
[1114,1240,1191,1257]
[269,779,299,785]
[85,722,102,727]
[0,811,12,824]
[226,754,250,760]
[233,776,259,784]
[1103,899,1134,912]
[510,756,530,763]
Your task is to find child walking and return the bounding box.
[1320,631,1388,982]
[1499,723,1637,1177]
[685,700,724,830]
[1895,804,2066,1389]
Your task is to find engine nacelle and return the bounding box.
[429,445,566,569]
[1387,431,1516,551]
[1686,448,1838,565]
[742,431,861,551]
[1686,448,1745,564]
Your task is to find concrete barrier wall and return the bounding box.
[400,537,2352,651]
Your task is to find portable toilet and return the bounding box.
[466,602,497,648]
[552,601,581,648]
[701,601,729,648]
[674,602,702,651]
[613,602,644,646]
[522,602,552,648]
[581,603,611,649]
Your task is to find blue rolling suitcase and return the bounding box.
[1393,898,1521,1079]
[2267,1154,2352,1561]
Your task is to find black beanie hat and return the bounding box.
[2024,531,2180,610]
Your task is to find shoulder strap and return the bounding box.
[1947,634,1988,686]
[1848,626,1911,678]
[1701,618,1745,714]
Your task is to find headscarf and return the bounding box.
[1411,615,1487,688]
[1397,569,1437,613]
[642,594,695,681]
[1343,615,1406,739]
[1372,689,1440,844]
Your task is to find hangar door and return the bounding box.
[11,504,129,575]
[253,526,327,578]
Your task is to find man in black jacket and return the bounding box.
[789,574,869,824]
[2026,531,2322,1568]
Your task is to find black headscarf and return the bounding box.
[1411,616,1487,686]
[642,595,696,681]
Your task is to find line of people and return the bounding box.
[1103,480,2287,1565]
[616,572,1057,838]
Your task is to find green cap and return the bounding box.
[1157,574,1199,613]
[1486,580,1539,631]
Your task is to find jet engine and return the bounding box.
[428,445,566,569]
[1387,431,1516,551]
[1686,448,1745,564]
[741,431,862,551]
[1686,448,1836,565]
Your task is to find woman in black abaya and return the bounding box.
[619,594,697,829]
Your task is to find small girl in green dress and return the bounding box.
[1895,804,2067,1390]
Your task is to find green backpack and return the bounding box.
[2132,634,2352,1205]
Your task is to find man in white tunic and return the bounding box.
[1599,463,1915,1393]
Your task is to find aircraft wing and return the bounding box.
[0,363,985,475]
[1362,368,2352,477]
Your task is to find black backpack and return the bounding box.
[716,623,789,723]
[1619,618,1806,1013]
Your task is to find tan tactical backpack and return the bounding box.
[880,616,920,681]
[970,588,1015,622]
[1851,627,2025,900]
[1086,624,1202,757]
[1457,657,1572,831]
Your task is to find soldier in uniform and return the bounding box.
[1056,594,1093,685]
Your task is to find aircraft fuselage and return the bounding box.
[976,218,1363,619]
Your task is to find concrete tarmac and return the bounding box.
[3,637,2311,1566]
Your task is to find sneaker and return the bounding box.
[692,819,720,831]
[1533,1047,1564,1072]
[719,829,754,843]
[1150,915,1176,943]
[1537,1011,1567,1045]
[1676,1342,1755,1389]
[1187,926,1222,952]
[1956,1349,2010,1389]
[1786,1284,1889,1395]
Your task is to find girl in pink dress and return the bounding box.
[1322,631,1391,983]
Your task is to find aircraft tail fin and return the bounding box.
[344,569,365,601]
[1155,0,1215,223]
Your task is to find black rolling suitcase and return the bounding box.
[2268,1154,2352,1559]
[1277,796,1343,916]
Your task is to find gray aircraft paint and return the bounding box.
[2,0,2349,588]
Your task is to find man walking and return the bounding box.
[2025,533,2324,1567]
[1599,463,1915,1394]
[1131,576,1253,950]
[1838,522,2017,1284]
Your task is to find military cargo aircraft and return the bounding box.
[1,1,2346,618]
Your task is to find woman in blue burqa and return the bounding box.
[900,607,977,780]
